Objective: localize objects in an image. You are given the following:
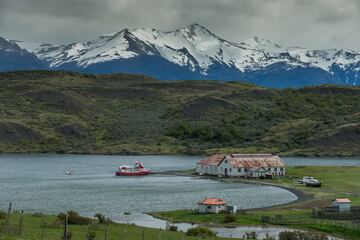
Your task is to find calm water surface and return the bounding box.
[0,154,358,224]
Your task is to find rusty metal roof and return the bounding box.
[334,198,352,203]
[199,198,226,205]
[198,153,285,168]
[197,154,225,166]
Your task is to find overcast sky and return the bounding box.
[0,0,359,50]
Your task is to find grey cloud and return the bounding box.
[0,0,359,50]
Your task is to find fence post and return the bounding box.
[18,210,24,236]
[104,223,109,240]
[142,230,145,240]
[123,227,127,240]
[6,202,12,233]
[41,215,45,240]
[63,214,68,240]
[158,231,161,240]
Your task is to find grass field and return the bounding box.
[152,166,360,240]
[0,212,234,240]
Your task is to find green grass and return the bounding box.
[153,166,360,240]
[282,166,360,194]
[1,70,360,156]
[0,212,234,240]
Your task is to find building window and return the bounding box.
[274,167,277,171]
[238,168,241,172]
[268,168,271,171]
[280,167,283,171]
[244,168,248,172]
[221,167,223,171]
[229,168,232,172]
[225,160,228,163]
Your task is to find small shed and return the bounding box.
[332,198,352,212]
[198,198,226,213]
[226,205,238,214]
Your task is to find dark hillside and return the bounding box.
[0,70,359,156]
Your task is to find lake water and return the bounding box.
[0,154,358,222]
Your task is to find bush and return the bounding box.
[94,213,113,224]
[94,213,105,224]
[31,212,43,217]
[279,231,327,240]
[57,211,93,225]
[167,225,178,231]
[86,225,98,240]
[186,227,216,237]
[223,214,237,223]
[0,211,6,219]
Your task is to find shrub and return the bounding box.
[94,213,106,224]
[186,227,216,237]
[31,212,43,217]
[57,211,92,225]
[0,211,6,219]
[86,225,98,240]
[245,232,257,239]
[279,231,327,240]
[167,225,178,231]
[223,214,237,223]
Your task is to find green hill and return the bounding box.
[0,70,360,156]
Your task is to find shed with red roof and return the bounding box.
[332,198,352,212]
[198,198,227,213]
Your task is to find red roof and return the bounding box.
[197,154,225,166]
[334,198,352,203]
[198,154,285,168]
[199,198,226,205]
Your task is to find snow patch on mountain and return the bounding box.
[10,23,360,84]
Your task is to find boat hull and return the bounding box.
[115,171,151,176]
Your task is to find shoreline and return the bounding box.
[154,170,312,210]
[1,152,360,158]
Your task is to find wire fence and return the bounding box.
[0,203,220,240]
[1,202,360,240]
[263,215,360,233]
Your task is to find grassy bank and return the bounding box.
[152,166,360,240]
[0,212,235,240]
[1,70,360,156]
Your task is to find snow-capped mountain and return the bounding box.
[3,23,360,88]
[0,37,46,72]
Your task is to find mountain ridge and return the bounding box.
[2,24,360,88]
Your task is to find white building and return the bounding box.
[196,154,285,178]
[332,198,352,212]
[198,198,227,213]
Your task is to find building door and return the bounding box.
[224,168,228,176]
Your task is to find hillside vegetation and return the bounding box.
[0,70,360,156]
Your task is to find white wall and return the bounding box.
[198,204,226,213]
[333,202,351,212]
[196,161,286,177]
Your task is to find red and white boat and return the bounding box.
[115,161,151,176]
